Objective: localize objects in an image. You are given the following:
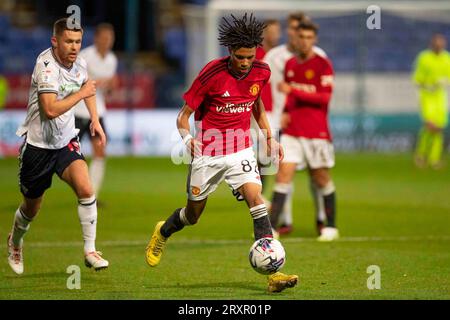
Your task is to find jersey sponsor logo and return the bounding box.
[249,83,260,96]
[44,60,50,67]
[305,69,315,80]
[287,70,294,78]
[191,186,201,196]
[60,83,81,93]
[215,101,254,114]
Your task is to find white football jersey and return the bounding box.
[74,45,118,119]
[16,48,88,149]
[263,44,327,130]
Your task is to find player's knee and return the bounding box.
[312,171,330,188]
[185,206,204,225]
[187,214,200,225]
[318,180,336,195]
[247,194,265,208]
[21,201,41,218]
[76,185,94,199]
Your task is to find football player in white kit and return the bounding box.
[74,23,118,203]
[263,12,327,235]
[7,18,109,274]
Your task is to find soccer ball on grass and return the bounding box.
[249,237,286,275]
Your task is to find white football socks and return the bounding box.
[11,208,33,247]
[78,195,97,253]
[278,182,294,226]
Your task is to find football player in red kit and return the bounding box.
[270,20,339,241]
[145,13,298,293]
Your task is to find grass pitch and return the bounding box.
[0,154,449,299]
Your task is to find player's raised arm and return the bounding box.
[39,80,96,120]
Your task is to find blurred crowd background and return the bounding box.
[0,0,449,156]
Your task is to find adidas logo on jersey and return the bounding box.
[221,91,231,97]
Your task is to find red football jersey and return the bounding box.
[283,54,334,140]
[183,56,271,156]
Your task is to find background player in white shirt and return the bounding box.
[7,18,109,274]
[74,23,118,202]
[264,12,327,235]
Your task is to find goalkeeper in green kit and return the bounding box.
[413,33,450,169]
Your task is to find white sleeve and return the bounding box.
[35,61,59,94]
[313,46,327,58]
[111,53,118,74]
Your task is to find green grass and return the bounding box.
[0,154,449,299]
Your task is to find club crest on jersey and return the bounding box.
[191,186,201,196]
[249,84,260,96]
[305,69,315,80]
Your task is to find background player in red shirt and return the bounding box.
[145,13,298,293]
[269,21,339,242]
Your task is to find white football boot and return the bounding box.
[317,227,340,242]
[84,251,109,271]
[7,233,24,275]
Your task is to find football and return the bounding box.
[248,237,286,275]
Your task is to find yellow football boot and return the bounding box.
[267,272,299,293]
[145,221,167,267]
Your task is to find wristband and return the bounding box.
[182,134,193,146]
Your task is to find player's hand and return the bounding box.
[79,80,96,99]
[90,119,107,146]
[184,136,203,158]
[277,81,292,94]
[425,121,442,133]
[267,137,284,163]
[280,112,291,129]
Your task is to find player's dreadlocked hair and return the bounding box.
[218,13,265,51]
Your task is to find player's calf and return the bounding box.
[270,183,291,228]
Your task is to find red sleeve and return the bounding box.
[283,60,295,113]
[182,76,210,111]
[290,59,334,107]
[260,76,273,111]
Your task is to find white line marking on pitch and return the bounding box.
[0,235,448,248]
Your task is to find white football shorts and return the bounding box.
[280,134,335,170]
[187,147,262,201]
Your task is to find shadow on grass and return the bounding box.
[3,271,67,279]
[145,281,274,296]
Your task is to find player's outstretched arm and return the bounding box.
[39,80,96,120]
